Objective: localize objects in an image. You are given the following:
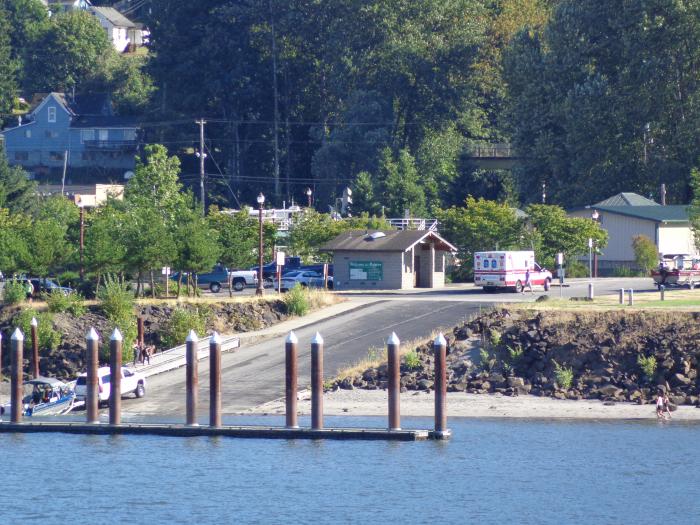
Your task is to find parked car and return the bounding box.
[251,256,302,279]
[74,366,146,404]
[171,264,258,293]
[293,263,333,277]
[279,270,333,292]
[29,278,73,297]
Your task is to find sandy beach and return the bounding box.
[249,388,700,421]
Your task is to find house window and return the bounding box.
[48,107,56,123]
[24,130,31,138]
[81,129,95,143]
[99,129,109,141]
[123,129,136,141]
[82,152,96,161]
[14,151,29,161]
[49,151,64,161]
[45,130,59,139]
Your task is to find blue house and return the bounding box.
[1,93,140,181]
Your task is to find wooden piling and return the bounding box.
[86,328,100,424]
[209,332,221,428]
[30,317,39,379]
[137,316,144,348]
[387,332,401,431]
[10,328,24,423]
[109,329,122,425]
[311,332,324,430]
[285,331,299,429]
[433,333,448,438]
[186,330,199,426]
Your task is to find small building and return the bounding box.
[90,6,147,52]
[0,93,140,181]
[37,183,124,208]
[321,230,457,291]
[568,192,697,273]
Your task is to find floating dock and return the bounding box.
[0,421,444,441]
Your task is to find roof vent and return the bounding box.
[366,231,386,240]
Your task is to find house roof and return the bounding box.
[594,192,659,207]
[596,205,689,223]
[70,115,139,129]
[320,230,457,253]
[91,6,137,28]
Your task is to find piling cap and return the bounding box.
[11,327,24,341]
[186,330,199,343]
[110,328,123,342]
[434,333,447,347]
[311,331,324,345]
[286,330,298,344]
[386,332,400,346]
[0,331,2,341]
[30,317,38,327]
[86,327,99,341]
[210,331,222,345]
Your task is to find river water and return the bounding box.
[2,416,698,524]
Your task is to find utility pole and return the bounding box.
[196,119,207,215]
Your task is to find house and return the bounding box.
[321,230,457,290]
[568,192,696,273]
[41,0,92,12]
[90,6,147,52]
[0,93,140,181]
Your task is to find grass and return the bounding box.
[513,288,700,312]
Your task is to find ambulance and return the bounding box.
[474,251,552,292]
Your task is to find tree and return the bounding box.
[0,209,30,276]
[0,152,38,214]
[376,148,426,218]
[632,235,658,274]
[435,197,527,279]
[174,209,221,296]
[23,10,113,93]
[84,201,128,293]
[525,204,608,268]
[24,217,71,277]
[689,168,700,253]
[208,207,277,270]
[0,3,17,125]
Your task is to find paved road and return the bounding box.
[126,276,658,417]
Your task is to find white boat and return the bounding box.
[1,377,78,417]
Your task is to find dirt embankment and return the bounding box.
[331,309,700,407]
[0,300,288,380]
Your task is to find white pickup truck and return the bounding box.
[74,366,146,404]
[172,265,258,293]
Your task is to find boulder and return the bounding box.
[597,384,623,397]
[417,379,433,391]
[670,373,691,387]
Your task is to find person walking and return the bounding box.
[656,391,670,420]
[663,392,672,420]
[25,279,34,302]
[523,268,534,294]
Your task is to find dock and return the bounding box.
[0,421,439,441]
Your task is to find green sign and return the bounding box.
[349,261,383,281]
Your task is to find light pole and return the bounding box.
[256,192,265,296]
[306,187,313,208]
[78,199,85,279]
[591,209,599,278]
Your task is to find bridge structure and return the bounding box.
[463,143,526,170]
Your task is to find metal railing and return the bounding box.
[388,218,439,231]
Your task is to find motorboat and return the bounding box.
[1,377,78,417]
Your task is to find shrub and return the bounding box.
[162,307,210,349]
[57,271,81,288]
[3,280,27,305]
[489,329,501,346]
[98,274,134,321]
[565,261,589,278]
[637,354,657,381]
[284,284,310,316]
[507,344,523,368]
[632,235,658,274]
[553,360,573,390]
[479,348,491,370]
[403,350,421,370]
[612,266,641,277]
[46,290,86,316]
[13,309,62,351]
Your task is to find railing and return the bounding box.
[465,143,514,158]
[388,218,439,231]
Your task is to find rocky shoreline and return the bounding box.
[329,308,700,408]
[0,300,288,380]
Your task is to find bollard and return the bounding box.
[86,328,100,424]
[30,317,39,378]
[433,332,449,438]
[660,285,665,301]
[285,331,299,429]
[109,329,122,425]
[311,332,324,430]
[628,288,634,306]
[619,288,625,305]
[10,328,24,423]
[137,316,144,348]
[387,331,401,431]
[186,330,199,426]
[209,332,222,428]
[588,282,594,300]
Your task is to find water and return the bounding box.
[2,416,699,524]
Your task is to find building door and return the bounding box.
[414,255,421,287]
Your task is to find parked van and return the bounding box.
[474,251,552,292]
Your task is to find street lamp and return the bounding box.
[306,187,313,208]
[256,192,265,296]
[77,198,85,279]
[591,210,600,278]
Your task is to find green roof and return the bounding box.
[594,192,659,207]
[596,205,689,223]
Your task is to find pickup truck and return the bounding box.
[172,265,258,293]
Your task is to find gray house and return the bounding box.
[321,230,457,291]
[1,93,139,181]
